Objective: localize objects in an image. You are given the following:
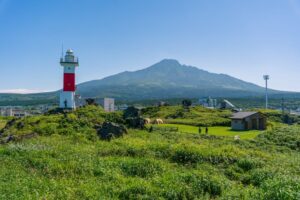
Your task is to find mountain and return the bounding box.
[1,59,299,105]
[76,59,276,100]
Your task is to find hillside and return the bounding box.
[0,106,299,199]
[1,59,300,106]
[0,92,57,106]
[76,59,280,99]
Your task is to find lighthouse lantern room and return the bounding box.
[59,49,79,109]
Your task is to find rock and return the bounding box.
[125,117,145,129]
[97,122,127,140]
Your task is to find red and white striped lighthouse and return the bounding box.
[59,49,79,109]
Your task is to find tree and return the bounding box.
[85,98,97,106]
[182,99,192,109]
[123,106,140,119]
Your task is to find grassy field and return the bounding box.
[153,124,262,140]
[142,106,232,126]
[0,106,299,199]
[0,127,299,199]
[0,118,7,130]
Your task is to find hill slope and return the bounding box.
[0,106,299,199]
[76,59,277,99]
[1,59,299,105]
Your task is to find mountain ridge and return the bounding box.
[76,59,273,99]
[0,59,298,105]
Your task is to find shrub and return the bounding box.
[97,122,127,140]
[125,117,145,129]
[256,126,300,151]
[171,146,203,164]
[171,145,240,165]
[261,177,300,200]
[123,106,140,119]
[119,159,164,178]
[119,184,156,200]
[158,172,225,199]
[248,169,274,186]
[237,158,262,171]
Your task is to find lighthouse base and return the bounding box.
[60,91,76,109]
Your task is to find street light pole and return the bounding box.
[263,75,270,109]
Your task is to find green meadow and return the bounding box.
[152,124,261,140]
[0,106,299,199]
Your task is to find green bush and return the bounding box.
[256,126,300,151]
[248,169,274,186]
[171,146,203,164]
[237,158,262,171]
[261,177,300,200]
[119,158,164,178]
[158,172,225,199]
[119,184,156,200]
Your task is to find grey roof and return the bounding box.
[230,111,258,119]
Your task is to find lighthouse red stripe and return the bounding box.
[63,73,75,91]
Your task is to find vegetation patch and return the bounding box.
[119,158,164,178]
[0,106,299,199]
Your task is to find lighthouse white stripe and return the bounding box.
[64,66,75,73]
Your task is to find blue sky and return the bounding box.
[1,0,300,93]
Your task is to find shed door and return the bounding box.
[259,118,265,130]
[244,121,248,130]
[252,118,257,129]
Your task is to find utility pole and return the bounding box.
[263,75,270,109]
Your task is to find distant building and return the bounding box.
[78,97,115,112]
[13,110,29,117]
[157,101,168,107]
[116,104,129,111]
[199,97,217,108]
[99,98,115,112]
[0,107,29,117]
[230,112,266,131]
[75,94,85,107]
[0,107,13,117]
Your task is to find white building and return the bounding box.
[0,107,13,117]
[102,98,115,112]
[199,97,217,108]
[0,107,29,117]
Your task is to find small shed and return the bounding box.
[230,112,266,131]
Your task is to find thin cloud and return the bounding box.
[0,89,50,94]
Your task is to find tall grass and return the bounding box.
[0,106,299,199]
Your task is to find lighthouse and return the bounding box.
[59,49,79,109]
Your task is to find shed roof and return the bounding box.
[230,111,258,119]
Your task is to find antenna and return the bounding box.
[263,75,270,109]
